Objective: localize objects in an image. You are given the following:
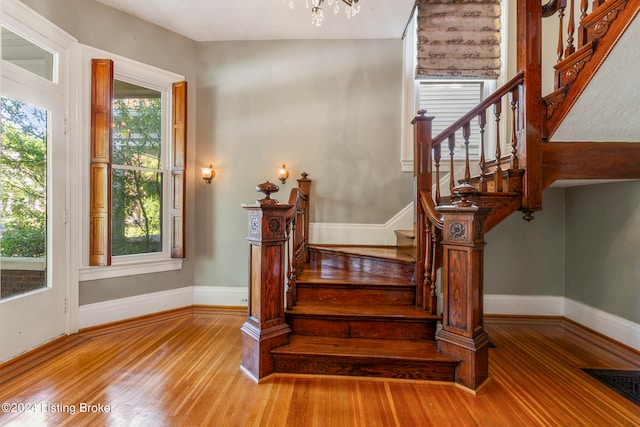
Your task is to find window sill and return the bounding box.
[78,258,183,281]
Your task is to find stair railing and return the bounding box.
[285,172,311,309]
[412,72,524,315]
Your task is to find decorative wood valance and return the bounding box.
[416,0,502,80]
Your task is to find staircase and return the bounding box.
[240,0,640,391]
[272,245,459,381]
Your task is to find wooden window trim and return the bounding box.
[89,59,186,266]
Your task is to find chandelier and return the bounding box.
[283,0,362,26]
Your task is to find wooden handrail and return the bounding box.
[431,72,525,149]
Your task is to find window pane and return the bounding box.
[1,27,54,81]
[1,97,47,299]
[419,81,484,159]
[113,80,161,169]
[112,169,162,256]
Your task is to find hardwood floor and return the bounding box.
[0,308,638,426]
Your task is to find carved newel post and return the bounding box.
[240,181,292,380]
[436,184,491,390]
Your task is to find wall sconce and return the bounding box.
[201,164,215,184]
[278,164,289,184]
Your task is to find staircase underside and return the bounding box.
[271,245,459,382]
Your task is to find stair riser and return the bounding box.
[273,355,456,381]
[287,317,436,340]
[296,286,415,306]
[310,250,414,282]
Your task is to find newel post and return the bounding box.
[240,182,292,380]
[435,185,491,390]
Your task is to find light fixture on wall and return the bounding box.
[283,0,361,26]
[201,164,215,184]
[278,164,290,184]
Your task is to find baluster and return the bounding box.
[478,111,487,192]
[448,135,456,194]
[510,87,519,170]
[493,100,503,192]
[424,224,433,313]
[463,122,471,183]
[428,225,439,315]
[434,144,442,205]
[565,0,576,57]
[557,3,566,62]
[285,218,294,310]
[580,0,588,19]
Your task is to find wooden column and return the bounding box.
[435,185,490,390]
[517,0,544,212]
[241,184,291,380]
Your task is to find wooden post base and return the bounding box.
[437,329,489,390]
[241,321,291,380]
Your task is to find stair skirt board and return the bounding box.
[78,288,640,352]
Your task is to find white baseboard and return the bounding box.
[310,203,414,246]
[78,287,194,329]
[194,286,247,307]
[484,294,565,316]
[564,298,640,351]
[485,294,640,351]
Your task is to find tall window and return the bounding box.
[112,81,163,256]
[88,56,186,270]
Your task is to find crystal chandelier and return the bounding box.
[283,0,362,26]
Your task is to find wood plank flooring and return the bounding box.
[0,308,638,426]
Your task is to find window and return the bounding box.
[84,52,186,278]
[112,81,163,256]
[418,81,484,160]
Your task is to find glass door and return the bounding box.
[0,22,68,363]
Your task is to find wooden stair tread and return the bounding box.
[310,245,414,264]
[288,303,440,321]
[298,267,414,287]
[274,336,457,363]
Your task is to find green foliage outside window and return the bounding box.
[111,94,163,256]
[0,97,47,258]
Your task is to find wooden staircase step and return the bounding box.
[286,303,440,340]
[309,245,415,282]
[296,267,416,305]
[272,336,459,381]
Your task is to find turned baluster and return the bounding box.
[463,122,472,184]
[565,0,576,57]
[580,0,588,19]
[424,224,434,314]
[434,144,442,205]
[478,111,487,192]
[448,135,456,194]
[428,224,439,315]
[493,100,503,192]
[557,2,566,62]
[510,87,520,170]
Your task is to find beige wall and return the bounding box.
[194,39,412,288]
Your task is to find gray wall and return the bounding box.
[485,188,566,296]
[194,39,412,288]
[20,0,198,304]
[565,181,640,323]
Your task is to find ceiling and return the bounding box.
[94,0,416,42]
